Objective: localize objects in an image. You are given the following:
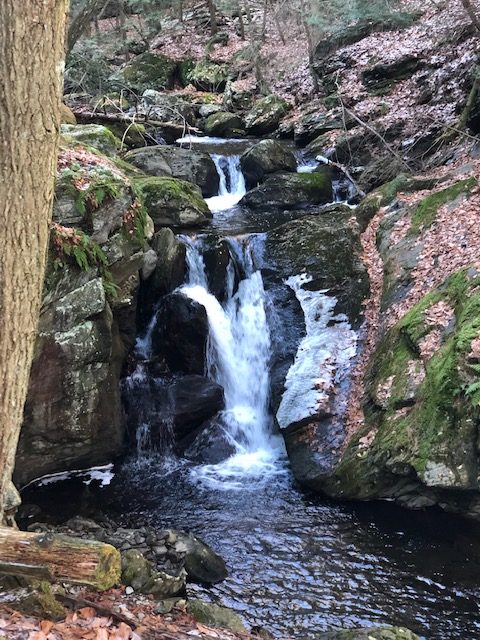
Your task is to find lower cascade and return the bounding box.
[181,236,285,485]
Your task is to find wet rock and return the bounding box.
[133,176,212,229]
[318,628,420,640]
[125,146,219,197]
[240,170,333,210]
[244,95,291,135]
[240,140,297,188]
[188,600,246,633]
[152,292,208,374]
[202,238,232,301]
[121,549,186,597]
[204,111,244,137]
[169,376,225,442]
[114,52,178,94]
[183,417,237,464]
[174,531,228,584]
[145,228,187,300]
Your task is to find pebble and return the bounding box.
[125,586,134,595]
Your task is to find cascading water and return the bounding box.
[181,236,285,486]
[206,155,246,213]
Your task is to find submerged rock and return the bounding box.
[175,531,228,583]
[125,146,219,197]
[240,170,333,209]
[121,549,186,598]
[240,140,297,188]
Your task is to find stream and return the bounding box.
[22,140,480,639]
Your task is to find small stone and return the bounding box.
[125,586,134,595]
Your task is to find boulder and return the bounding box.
[202,237,232,301]
[61,124,121,156]
[115,52,178,94]
[133,176,212,229]
[187,59,230,91]
[357,156,404,194]
[139,90,196,126]
[152,292,209,375]
[204,111,244,137]
[240,170,333,209]
[183,417,237,464]
[293,108,353,145]
[188,600,246,634]
[240,140,297,188]
[175,531,228,584]
[168,376,225,442]
[125,146,219,197]
[244,95,291,135]
[121,549,186,598]
[223,79,255,112]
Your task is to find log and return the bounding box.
[0,528,121,590]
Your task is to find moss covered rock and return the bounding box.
[116,52,178,93]
[204,111,244,137]
[187,600,247,633]
[187,59,230,91]
[240,140,297,188]
[244,94,291,135]
[133,176,212,229]
[322,270,480,506]
[61,124,122,156]
[240,170,333,209]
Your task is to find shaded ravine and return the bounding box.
[22,142,480,640]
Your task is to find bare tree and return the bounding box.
[67,0,109,57]
[206,0,218,35]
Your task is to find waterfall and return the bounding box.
[206,155,246,213]
[181,237,284,486]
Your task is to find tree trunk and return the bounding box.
[118,0,128,60]
[67,0,108,57]
[0,528,121,590]
[0,0,69,520]
[206,0,218,36]
[299,0,319,92]
[461,0,480,32]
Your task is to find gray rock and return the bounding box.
[240,140,297,188]
[241,170,333,209]
[204,111,244,137]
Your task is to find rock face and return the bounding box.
[204,111,244,137]
[240,170,333,209]
[240,140,297,188]
[244,95,291,135]
[125,146,219,197]
[133,176,212,229]
[152,292,209,375]
[305,175,480,520]
[265,210,369,490]
[15,142,149,486]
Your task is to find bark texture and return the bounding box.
[0,528,121,590]
[0,0,69,518]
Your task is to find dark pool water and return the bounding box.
[22,456,480,640]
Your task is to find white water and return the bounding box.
[206,155,246,213]
[181,238,285,487]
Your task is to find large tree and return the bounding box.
[0,0,70,521]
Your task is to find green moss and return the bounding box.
[61,124,122,155]
[409,177,477,235]
[133,175,208,212]
[188,59,229,90]
[119,52,178,92]
[397,290,444,349]
[296,170,332,194]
